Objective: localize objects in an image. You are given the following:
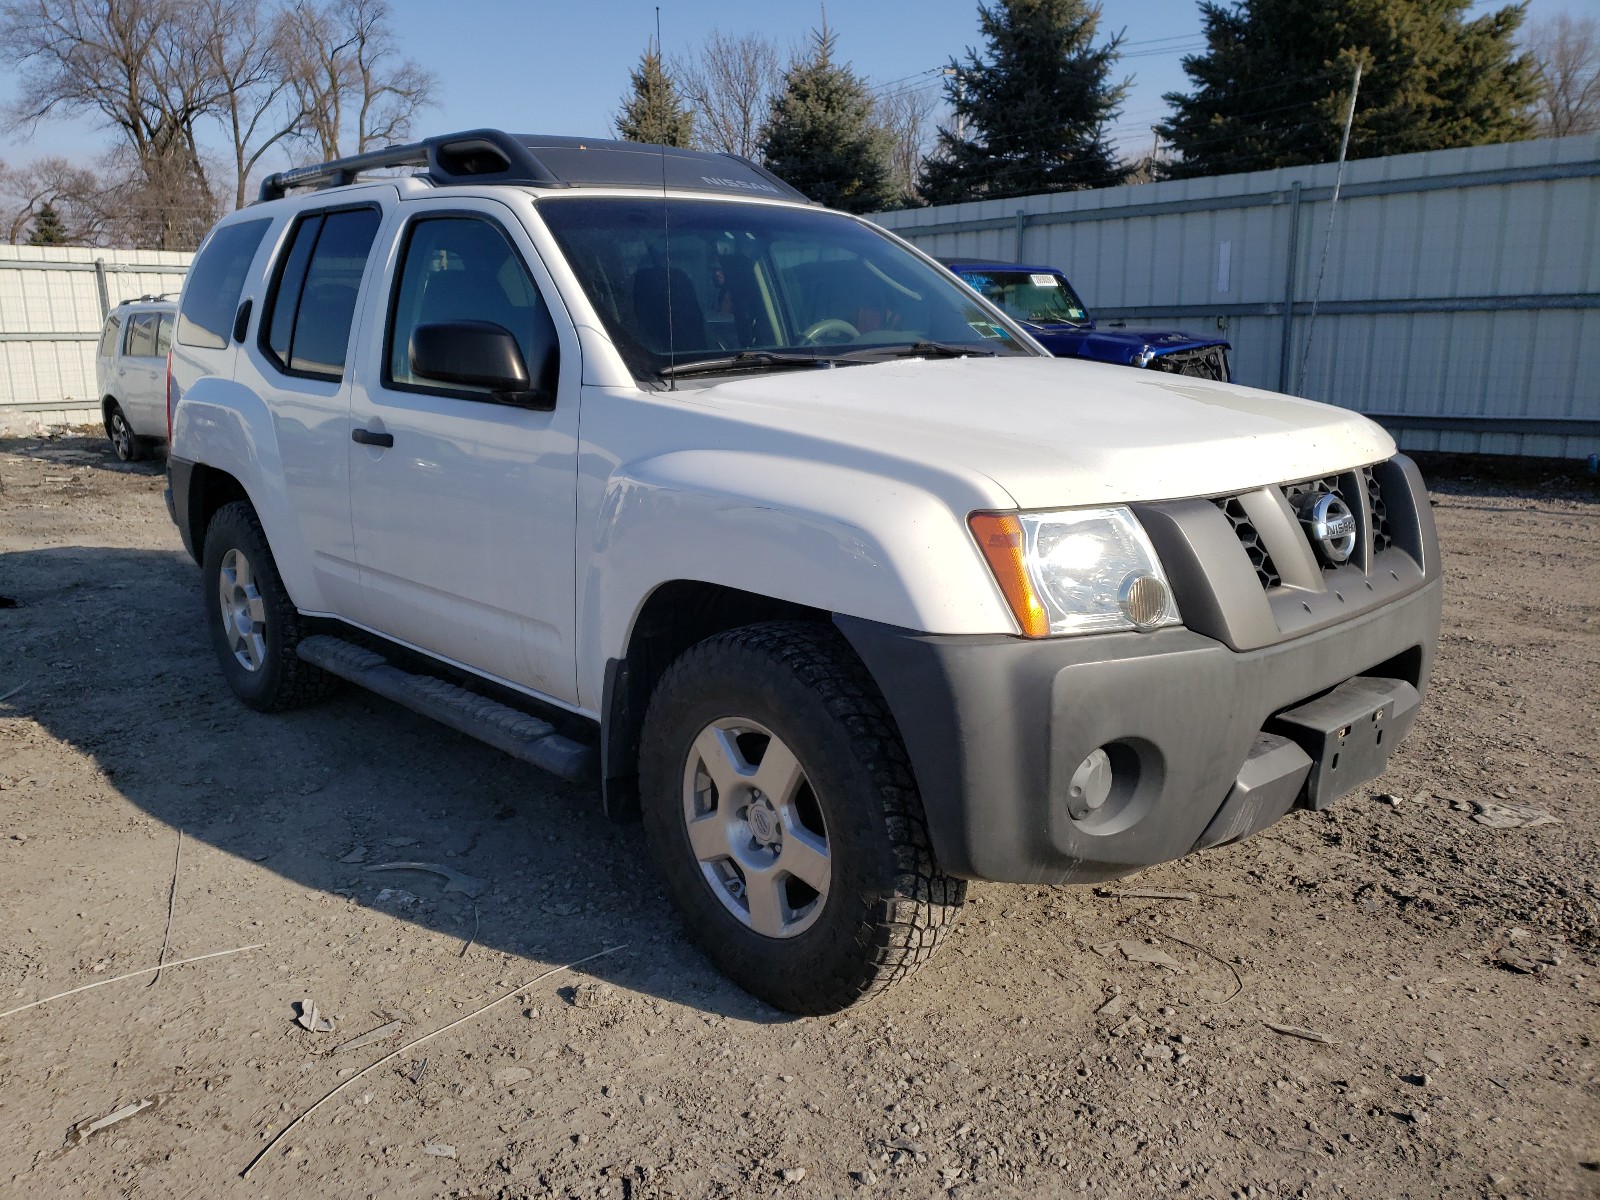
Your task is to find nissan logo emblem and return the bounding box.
[1297,493,1358,564]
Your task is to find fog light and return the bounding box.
[1118,573,1171,631]
[1067,748,1113,819]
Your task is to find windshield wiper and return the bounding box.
[838,340,999,361]
[657,350,831,380]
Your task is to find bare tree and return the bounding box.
[0,155,115,244]
[0,0,221,247]
[199,0,306,208]
[674,30,780,158]
[283,0,435,161]
[1527,14,1600,137]
[875,84,939,207]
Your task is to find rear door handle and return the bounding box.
[351,428,394,448]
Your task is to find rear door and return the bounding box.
[238,201,388,617]
[343,197,582,705]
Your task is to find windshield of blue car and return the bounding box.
[953,269,1089,325]
[537,197,1031,380]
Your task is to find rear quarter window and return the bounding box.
[97,314,122,357]
[177,218,272,350]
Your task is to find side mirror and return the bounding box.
[409,320,556,410]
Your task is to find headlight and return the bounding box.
[969,507,1181,637]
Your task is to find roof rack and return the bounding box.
[257,128,811,204]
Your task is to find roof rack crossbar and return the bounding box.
[258,130,567,202]
[259,141,429,202]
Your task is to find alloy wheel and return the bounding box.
[681,718,832,939]
[217,548,267,671]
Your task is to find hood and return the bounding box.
[680,356,1393,510]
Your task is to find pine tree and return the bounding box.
[615,43,694,148]
[758,24,894,213]
[1157,0,1542,178]
[26,201,69,246]
[919,0,1128,205]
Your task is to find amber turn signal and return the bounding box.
[968,513,1050,638]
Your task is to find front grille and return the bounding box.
[1216,461,1397,592]
[1364,465,1392,553]
[1149,346,1229,382]
[1214,496,1281,589]
[1281,475,1341,505]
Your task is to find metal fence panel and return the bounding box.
[0,245,191,433]
[874,134,1600,459]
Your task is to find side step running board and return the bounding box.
[296,635,596,783]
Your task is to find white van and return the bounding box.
[95,296,177,461]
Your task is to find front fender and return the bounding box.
[576,448,1019,710]
[171,378,327,613]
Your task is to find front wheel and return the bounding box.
[638,622,965,1014]
[201,500,337,712]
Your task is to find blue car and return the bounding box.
[942,258,1231,382]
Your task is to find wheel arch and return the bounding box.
[178,462,251,565]
[599,579,830,821]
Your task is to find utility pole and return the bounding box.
[1296,60,1362,397]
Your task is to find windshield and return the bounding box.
[952,269,1088,325]
[537,197,1030,379]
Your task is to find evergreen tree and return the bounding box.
[26,201,69,245]
[758,24,894,213]
[1157,0,1541,178]
[919,0,1128,205]
[615,43,694,148]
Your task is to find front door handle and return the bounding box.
[351,428,393,448]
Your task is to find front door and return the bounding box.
[345,198,581,706]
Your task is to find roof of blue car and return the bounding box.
[940,258,1062,276]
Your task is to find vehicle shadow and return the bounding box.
[0,543,790,1024]
[0,433,167,479]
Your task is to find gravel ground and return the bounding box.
[0,434,1595,1200]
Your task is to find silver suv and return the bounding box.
[95,295,176,461]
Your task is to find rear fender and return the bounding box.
[171,377,325,612]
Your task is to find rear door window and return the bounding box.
[177,218,272,350]
[124,312,158,358]
[261,207,382,380]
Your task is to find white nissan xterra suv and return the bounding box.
[165,130,1442,1014]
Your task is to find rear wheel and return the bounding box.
[201,500,337,712]
[639,621,965,1014]
[104,400,144,462]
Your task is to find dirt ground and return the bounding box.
[0,433,1595,1200]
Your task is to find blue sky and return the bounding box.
[1,0,1588,181]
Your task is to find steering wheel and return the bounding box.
[800,318,860,346]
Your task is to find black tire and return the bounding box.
[638,621,965,1014]
[104,400,144,462]
[201,500,337,712]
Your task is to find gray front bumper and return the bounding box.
[836,575,1442,885]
